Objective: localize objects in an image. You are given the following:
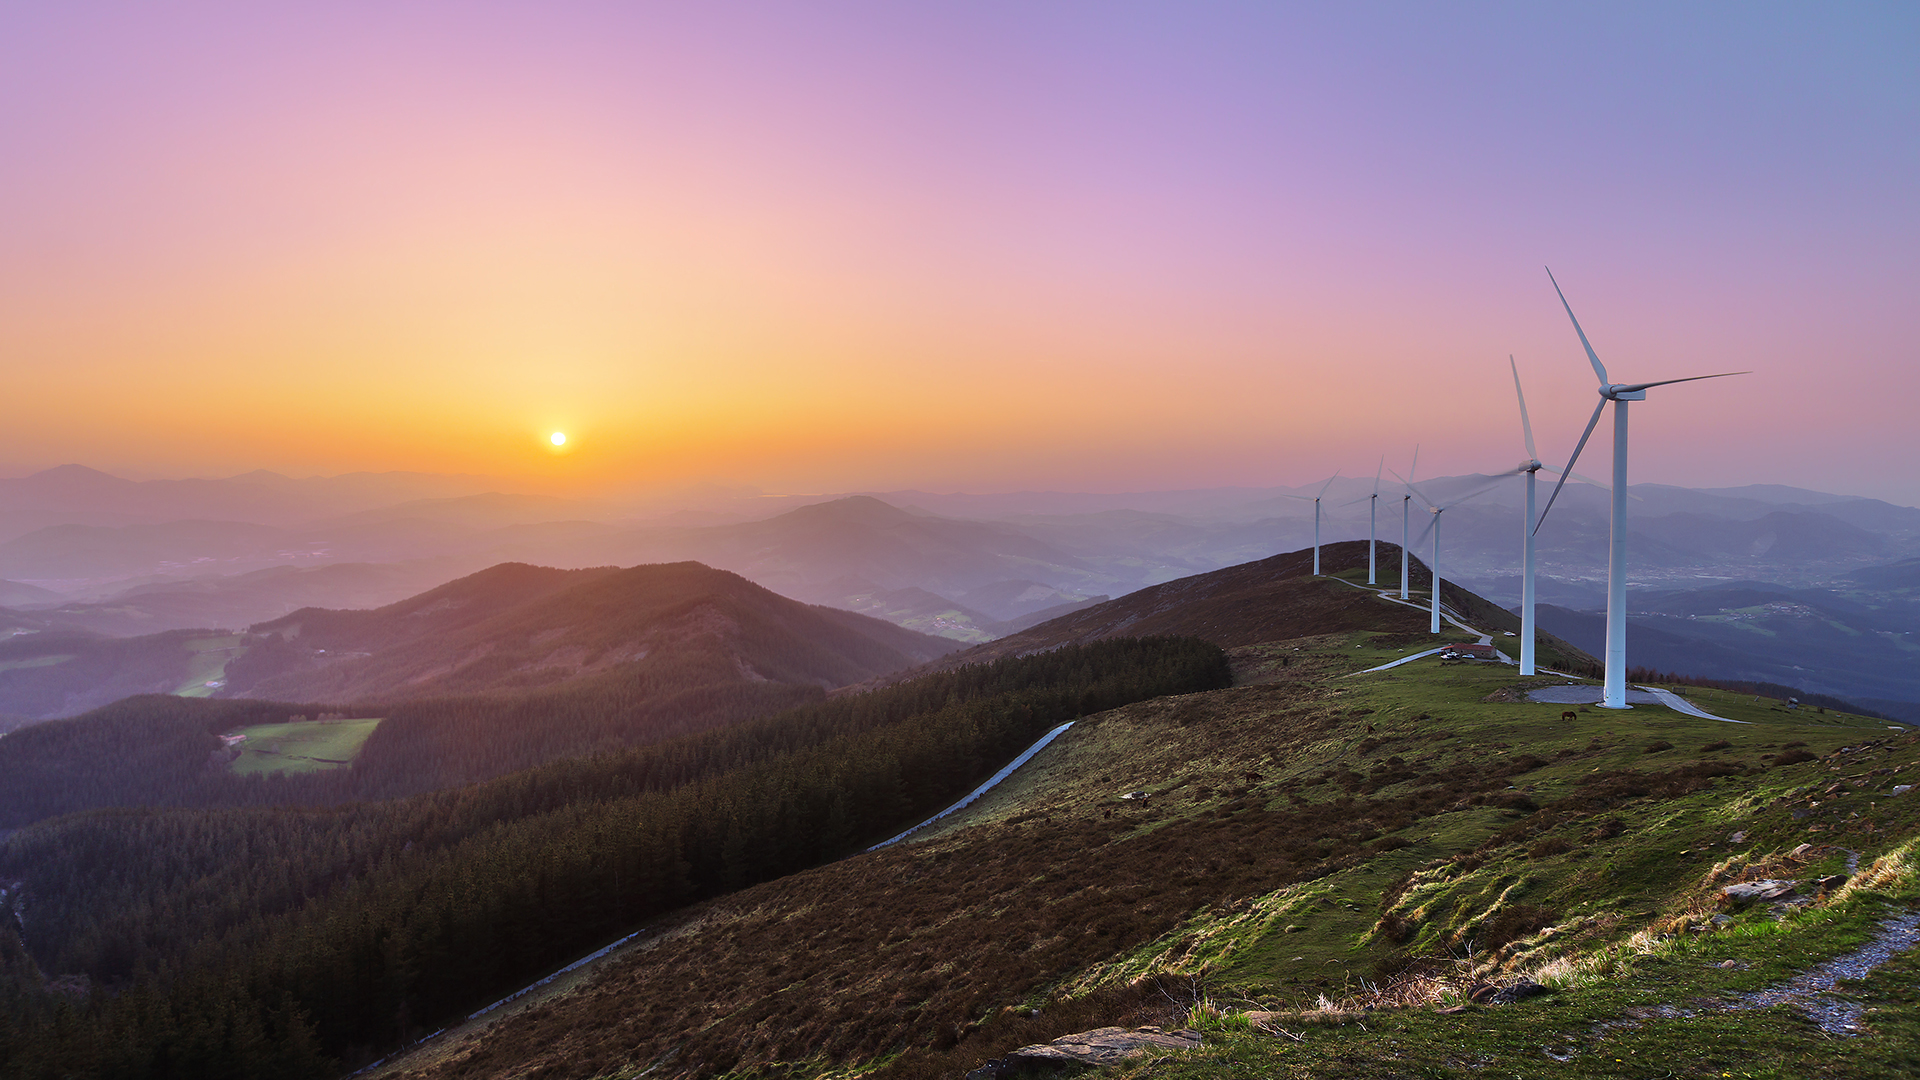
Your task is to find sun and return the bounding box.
[550,432,567,447]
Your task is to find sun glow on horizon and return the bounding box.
[550,432,567,447]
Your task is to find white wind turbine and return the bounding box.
[1367,458,1384,585]
[1394,468,1506,635]
[1510,357,1545,676]
[1398,447,1418,600]
[1278,473,1341,575]
[1534,268,1747,708]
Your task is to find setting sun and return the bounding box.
[550,432,567,447]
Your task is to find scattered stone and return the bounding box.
[1723,880,1798,903]
[1891,785,1913,796]
[1119,791,1151,801]
[1719,959,1739,968]
[968,1026,1203,1078]
[1490,981,1548,1004]
[1728,831,1748,844]
[1283,924,1305,934]
[1817,874,1849,892]
[1790,843,1815,858]
[1710,914,1736,928]
[1435,1003,1472,1015]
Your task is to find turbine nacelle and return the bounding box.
[1602,385,1647,401]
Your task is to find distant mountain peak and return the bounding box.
[783,495,916,525]
[25,464,131,485]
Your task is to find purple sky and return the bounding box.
[2,3,1916,502]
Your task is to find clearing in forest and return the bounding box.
[227,716,383,775]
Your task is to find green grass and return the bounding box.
[227,716,383,775]
[914,640,1917,1076]
[171,634,246,697]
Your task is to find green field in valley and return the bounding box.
[227,716,383,775]
[171,634,247,698]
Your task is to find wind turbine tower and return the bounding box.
[1398,447,1418,600]
[1367,458,1383,585]
[1535,269,1746,708]
[1279,474,1341,575]
[1511,357,1542,676]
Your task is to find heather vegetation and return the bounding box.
[359,640,1918,1080]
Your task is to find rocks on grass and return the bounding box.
[1722,879,1797,904]
[966,1027,1201,1079]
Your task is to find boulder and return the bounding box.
[1722,879,1797,903]
[1490,980,1548,1004]
[967,1027,1201,1078]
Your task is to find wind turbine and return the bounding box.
[1534,268,1747,708]
[1511,357,1542,676]
[1367,458,1384,585]
[1399,447,1418,600]
[1278,473,1341,575]
[1393,468,1503,635]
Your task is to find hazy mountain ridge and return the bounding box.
[237,561,958,703]
[5,466,1918,718]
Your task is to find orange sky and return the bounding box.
[3,5,1915,503]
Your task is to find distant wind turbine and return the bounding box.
[1278,473,1341,575]
[1503,359,1613,674]
[1399,447,1418,600]
[1367,458,1384,585]
[1395,468,1505,635]
[1533,268,1747,708]
[1511,357,1543,676]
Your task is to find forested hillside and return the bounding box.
[0,637,1229,1078]
[0,562,965,827]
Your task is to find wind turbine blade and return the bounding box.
[1540,466,1646,501]
[1372,456,1383,496]
[1510,355,1538,462]
[1536,397,1608,533]
[1613,371,1749,393]
[1412,513,1438,549]
[1388,468,1436,512]
[1546,267,1609,387]
[1409,445,1420,485]
[1444,476,1512,508]
[1317,472,1341,498]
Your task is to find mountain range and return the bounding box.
[3,464,1917,720]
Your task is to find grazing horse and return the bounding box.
[1561,711,1578,722]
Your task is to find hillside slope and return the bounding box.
[924,539,1590,674]
[369,553,1919,1080]
[234,560,957,702]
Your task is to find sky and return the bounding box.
[2,2,1916,504]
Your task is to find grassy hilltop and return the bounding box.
[379,544,1920,1080]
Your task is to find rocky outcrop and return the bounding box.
[965,1026,1202,1078]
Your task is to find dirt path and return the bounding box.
[1724,909,1920,1034]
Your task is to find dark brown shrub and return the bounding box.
[1375,911,1418,944]
[1700,740,1732,752]
[1529,836,1573,859]
[1477,903,1555,951]
[1587,817,1626,841]
[1644,741,1674,754]
[1774,749,1818,766]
